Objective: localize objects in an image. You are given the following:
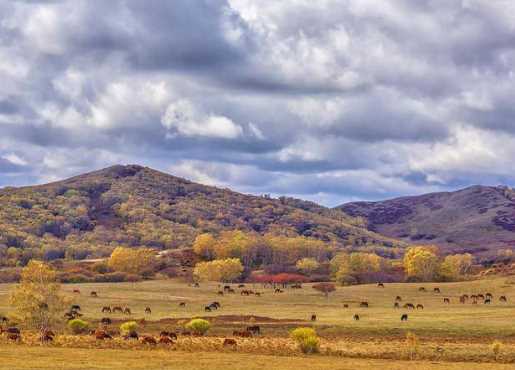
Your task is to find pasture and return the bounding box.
[1,277,515,368]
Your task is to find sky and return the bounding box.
[1,0,515,206]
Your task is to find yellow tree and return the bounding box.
[193,258,243,283]
[439,253,473,281]
[9,260,67,337]
[403,246,439,281]
[192,233,217,260]
[108,247,155,274]
[296,258,320,275]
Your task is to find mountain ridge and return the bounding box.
[337,184,515,257]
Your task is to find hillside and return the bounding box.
[337,185,515,257]
[0,165,400,259]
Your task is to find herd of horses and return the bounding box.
[0,281,511,346]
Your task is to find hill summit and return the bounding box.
[0,165,398,257]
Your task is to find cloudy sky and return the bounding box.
[1,0,515,206]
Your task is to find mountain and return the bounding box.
[337,185,515,257]
[0,165,401,256]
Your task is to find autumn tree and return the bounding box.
[9,260,67,337]
[192,233,217,260]
[403,246,439,281]
[439,253,473,281]
[296,258,320,275]
[193,258,243,283]
[108,247,155,275]
[312,282,336,298]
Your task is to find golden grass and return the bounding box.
[1,277,515,367]
[0,345,513,370]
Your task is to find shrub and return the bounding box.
[335,272,357,286]
[68,319,89,334]
[299,335,320,354]
[290,327,320,354]
[491,340,503,361]
[405,331,419,360]
[185,318,210,336]
[120,321,138,335]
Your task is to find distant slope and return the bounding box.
[337,185,515,256]
[0,165,401,253]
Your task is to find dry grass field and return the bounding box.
[1,277,514,368]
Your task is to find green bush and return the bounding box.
[290,327,320,354]
[185,318,210,335]
[120,321,138,335]
[68,319,89,334]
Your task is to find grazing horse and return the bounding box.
[274,288,283,293]
[443,298,450,304]
[500,296,508,302]
[141,336,157,345]
[73,289,81,294]
[223,338,237,347]
[311,314,317,321]
[377,282,384,288]
[179,302,186,307]
[246,325,260,335]
[416,304,424,310]
[101,317,112,325]
[401,314,408,321]
[145,307,152,314]
[343,304,349,308]
[434,287,441,293]
[359,301,369,308]
[353,314,360,321]
[90,291,98,297]
[404,303,415,310]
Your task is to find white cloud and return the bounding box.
[162,99,243,139]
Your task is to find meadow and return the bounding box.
[1,277,515,368]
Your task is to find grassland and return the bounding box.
[0,345,514,370]
[1,277,515,368]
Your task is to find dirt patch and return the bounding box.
[158,315,306,325]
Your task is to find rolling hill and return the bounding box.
[0,165,400,257]
[337,185,515,257]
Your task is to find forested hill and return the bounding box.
[0,165,400,259]
[337,185,515,257]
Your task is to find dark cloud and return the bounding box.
[1,0,515,205]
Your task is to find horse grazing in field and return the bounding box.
[311,314,317,321]
[401,314,408,321]
[443,298,450,304]
[179,302,186,307]
[433,287,441,293]
[377,282,384,288]
[500,296,508,303]
[246,325,261,335]
[359,301,369,308]
[353,314,360,321]
[404,303,415,310]
[141,335,157,345]
[223,338,237,347]
[145,307,152,314]
[90,291,98,297]
[416,304,424,310]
